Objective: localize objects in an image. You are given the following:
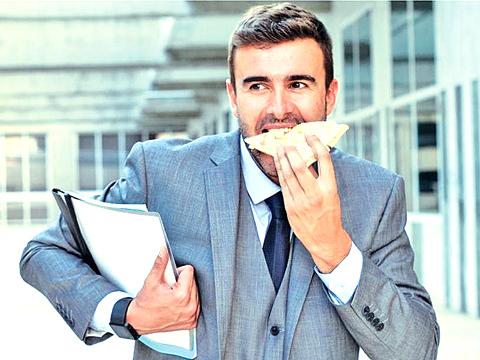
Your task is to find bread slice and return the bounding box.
[244,121,349,166]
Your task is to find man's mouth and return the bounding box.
[260,122,297,133]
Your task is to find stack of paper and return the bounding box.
[52,189,197,359]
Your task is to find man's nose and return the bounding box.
[267,88,294,120]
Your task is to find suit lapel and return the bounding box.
[203,131,241,357]
[284,235,315,357]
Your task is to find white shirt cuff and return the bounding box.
[314,243,363,305]
[87,291,131,336]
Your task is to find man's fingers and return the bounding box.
[276,145,305,196]
[305,134,335,181]
[273,151,294,206]
[176,265,196,294]
[145,246,169,286]
[284,144,317,191]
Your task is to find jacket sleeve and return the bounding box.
[19,142,148,344]
[333,175,440,359]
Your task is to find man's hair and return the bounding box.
[228,2,334,90]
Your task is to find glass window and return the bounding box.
[361,113,380,163]
[413,1,435,89]
[79,134,96,190]
[224,111,230,132]
[126,133,142,155]
[393,105,413,211]
[79,132,145,191]
[391,1,410,97]
[391,0,435,97]
[455,84,467,312]
[31,202,48,224]
[358,13,373,108]
[342,122,358,155]
[29,134,47,191]
[7,202,23,225]
[343,24,355,113]
[5,135,23,192]
[473,80,480,310]
[343,12,373,113]
[417,98,438,211]
[474,80,480,210]
[102,134,119,188]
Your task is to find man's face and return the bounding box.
[226,38,338,183]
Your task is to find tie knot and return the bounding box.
[265,192,287,220]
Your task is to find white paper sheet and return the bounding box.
[67,194,196,358]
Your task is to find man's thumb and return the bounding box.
[147,246,169,284]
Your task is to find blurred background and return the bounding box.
[1,0,479,359]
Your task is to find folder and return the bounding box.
[52,188,197,359]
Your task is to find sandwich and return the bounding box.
[244,121,349,166]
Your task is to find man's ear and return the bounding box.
[226,79,239,118]
[325,79,339,116]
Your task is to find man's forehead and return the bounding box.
[234,40,324,81]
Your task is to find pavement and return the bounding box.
[3,227,479,359]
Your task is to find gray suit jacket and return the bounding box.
[20,130,439,359]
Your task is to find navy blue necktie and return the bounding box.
[263,192,290,293]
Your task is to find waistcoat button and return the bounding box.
[270,326,280,336]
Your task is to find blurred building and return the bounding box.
[1,0,479,319]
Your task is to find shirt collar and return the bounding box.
[240,134,280,205]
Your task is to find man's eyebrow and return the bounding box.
[242,76,270,85]
[241,75,316,85]
[289,75,316,83]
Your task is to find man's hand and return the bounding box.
[273,134,352,273]
[126,247,200,335]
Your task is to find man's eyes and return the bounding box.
[289,81,307,89]
[248,82,308,91]
[249,83,267,91]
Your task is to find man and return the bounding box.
[20,3,439,359]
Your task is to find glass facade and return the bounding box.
[29,135,47,191]
[5,135,23,192]
[455,85,467,312]
[391,0,435,97]
[417,97,438,211]
[342,12,372,113]
[393,105,413,211]
[391,1,410,97]
[79,134,96,191]
[30,202,48,225]
[473,79,480,315]
[102,134,119,188]
[360,113,380,164]
[413,1,435,89]
[78,132,143,191]
[0,133,48,225]
[358,13,373,108]
[343,24,355,113]
[125,134,142,159]
[440,90,450,306]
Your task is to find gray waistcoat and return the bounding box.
[223,180,292,360]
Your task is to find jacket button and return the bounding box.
[376,323,384,331]
[372,318,380,326]
[367,312,375,322]
[270,326,280,336]
[362,306,370,315]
